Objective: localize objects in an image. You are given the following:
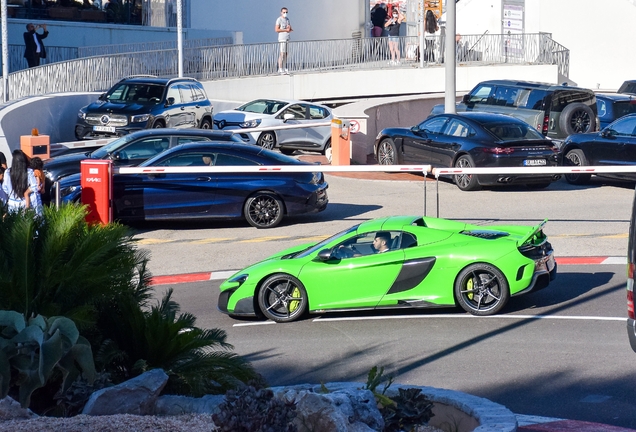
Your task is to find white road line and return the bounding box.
[311,314,626,323]
[233,321,277,327]
[210,270,237,281]
[602,257,626,265]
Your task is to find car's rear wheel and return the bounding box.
[454,263,510,316]
[257,132,276,150]
[454,155,481,191]
[200,118,212,129]
[560,103,595,135]
[153,120,165,129]
[258,274,307,323]
[323,139,332,163]
[564,149,591,185]
[244,192,284,228]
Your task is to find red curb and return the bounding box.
[556,257,608,265]
[518,420,636,432]
[150,272,211,286]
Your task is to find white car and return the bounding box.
[213,99,334,161]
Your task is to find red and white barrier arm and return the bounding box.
[117,165,432,175]
[432,165,636,177]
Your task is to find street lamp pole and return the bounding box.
[177,0,183,77]
[444,0,456,114]
[1,0,8,102]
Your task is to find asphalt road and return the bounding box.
[157,263,634,428]
[135,173,636,428]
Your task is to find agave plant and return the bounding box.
[0,204,151,329]
[96,288,260,396]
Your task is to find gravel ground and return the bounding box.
[0,414,219,431]
[0,414,444,431]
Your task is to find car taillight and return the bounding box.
[542,116,549,135]
[484,147,514,154]
[628,262,635,319]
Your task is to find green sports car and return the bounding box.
[218,216,556,323]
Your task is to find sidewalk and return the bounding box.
[517,415,636,431]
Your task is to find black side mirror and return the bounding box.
[462,94,471,104]
[98,93,106,101]
[410,126,419,133]
[165,97,175,107]
[111,152,120,160]
[601,128,614,138]
[316,249,333,261]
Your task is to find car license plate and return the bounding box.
[523,159,546,166]
[93,125,116,133]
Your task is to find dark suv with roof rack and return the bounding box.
[430,80,598,140]
[74,75,213,140]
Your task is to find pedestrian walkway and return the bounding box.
[517,415,636,431]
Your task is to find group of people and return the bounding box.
[0,149,45,216]
[370,2,406,64]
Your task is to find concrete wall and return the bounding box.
[189,0,366,44]
[202,63,559,101]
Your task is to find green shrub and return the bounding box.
[0,311,96,408]
[381,387,434,432]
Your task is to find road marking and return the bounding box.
[311,314,626,323]
[233,321,277,327]
[191,238,233,244]
[137,238,175,245]
[239,236,291,243]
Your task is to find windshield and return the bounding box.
[106,83,164,105]
[295,225,359,259]
[236,99,288,115]
[91,135,136,159]
[484,122,545,141]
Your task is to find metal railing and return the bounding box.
[0,33,569,102]
[77,37,234,57]
[1,45,79,74]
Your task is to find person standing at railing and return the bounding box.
[385,7,404,65]
[23,23,48,68]
[424,10,438,63]
[275,7,293,75]
[370,3,387,38]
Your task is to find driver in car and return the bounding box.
[336,231,391,258]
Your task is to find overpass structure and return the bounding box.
[0,33,566,164]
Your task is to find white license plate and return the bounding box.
[93,125,116,133]
[523,159,547,166]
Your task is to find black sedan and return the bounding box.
[374,112,561,191]
[563,114,636,185]
[56,142,329,229]
[43,129,241,204]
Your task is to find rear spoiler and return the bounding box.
[517,219,548,247]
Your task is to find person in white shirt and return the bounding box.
[275,7,293,74]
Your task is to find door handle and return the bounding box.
[196,176,212,181]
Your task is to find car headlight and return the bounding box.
[77,110,86,120]
[131,114,150,123]
[228,274,249,287]
[60,185,79,198]
[239,119,261,128]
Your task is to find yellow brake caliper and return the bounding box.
[467,278,474,300]
[288,287,301,313]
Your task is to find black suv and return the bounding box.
[430,80,598,140]
[44,128,241,204]
[75,75,213,140]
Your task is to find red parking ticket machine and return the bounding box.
[80,160,112,225]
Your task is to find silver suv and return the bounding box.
[430,80,598,140]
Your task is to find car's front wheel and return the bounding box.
[377,138,398,165]
[257,132,276,150]
[258,274,308,323]
[564,149,591,185]
[244,192,284,228]
[200,118,212,129]
[153,120,165,129]
[454,154,481,191]
[454,263,510,316]
[323,139,332,163]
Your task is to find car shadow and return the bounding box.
[126,203,381,233]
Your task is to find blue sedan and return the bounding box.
[596,93,636,129]
[55,142,329,228]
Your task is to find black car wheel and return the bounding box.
[257,132,276,150]
[454,155,481,191]
[200,118,212,129]
[564,149,591,185]
[153,120,165,129]
[244,193,284,228]
[454,263,510,316]
[258,274,307,323]
[560,103,595,135]
[377,138,398,165]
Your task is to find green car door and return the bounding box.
[298,231,405,311]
